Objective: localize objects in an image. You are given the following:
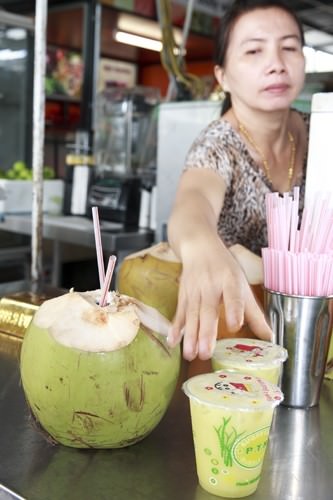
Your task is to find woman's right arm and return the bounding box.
[167,168,272,361]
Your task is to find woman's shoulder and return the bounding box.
[196,118,238,139]
[189,118,243,153]
[184,118,248,188]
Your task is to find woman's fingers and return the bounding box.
[222,290,245,333]
[167,247,272,361]
[195,287,221,360]
[223,277,272,340]
[180,289,201,360]
[244,287,273,340]
[168,281,188,347]
[167,297,185,347]
[220,267,246,333]
[170,287,220,361]
[197,300,219,360]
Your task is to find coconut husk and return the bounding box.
[117,242,181,322]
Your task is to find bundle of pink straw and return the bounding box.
[92,206,117,306]
[262,187,333,296]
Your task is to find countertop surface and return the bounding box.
[0,333,333,500]
[0,214,155,287]
[0,214,154,251]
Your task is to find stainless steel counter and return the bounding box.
[0,334,333,500]
[0,215,153,250]
[0,215,154,286]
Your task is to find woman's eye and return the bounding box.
[283,46,297,51]
[245,49,260,55]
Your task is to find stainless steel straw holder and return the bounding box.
[264,289,333,408]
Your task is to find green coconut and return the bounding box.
[20,289,180,448]
[117,242,181,321]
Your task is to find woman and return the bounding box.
[167,0,308,361]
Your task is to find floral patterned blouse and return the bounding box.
[184,111,310,255]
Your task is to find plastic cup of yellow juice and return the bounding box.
[211,338,288,385]
[183,371,283,498]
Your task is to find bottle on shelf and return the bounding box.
[63,130,95,216]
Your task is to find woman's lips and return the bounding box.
[264,84,289,93]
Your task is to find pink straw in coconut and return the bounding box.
[92,206,105,289]
[99,255,117,307]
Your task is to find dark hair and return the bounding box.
[214,0,305,115]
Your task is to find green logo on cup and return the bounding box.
[214,416,245,467]
[232,426,270,469]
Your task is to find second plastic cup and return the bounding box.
[183,371,283,498]
[211,338,288,385]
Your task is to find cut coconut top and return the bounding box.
[124,242,181,263]
[33,290,171,352]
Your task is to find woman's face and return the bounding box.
[215,7,305,112]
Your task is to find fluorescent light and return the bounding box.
[115,31,162,52]
[6,28,26,40]
[0,48,27,60]
[304,29,333,47]
[117,12,182,46]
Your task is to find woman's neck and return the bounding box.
[225,106,293,155]
[224,105,299,192]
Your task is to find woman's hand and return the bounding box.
[167,168,271,361]
[167,237,272,361]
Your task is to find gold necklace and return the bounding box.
[238,121,296,191]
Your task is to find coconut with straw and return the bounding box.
[19,0,180,448]
[20,207,181,448]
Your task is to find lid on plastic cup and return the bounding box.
[182,371,284,411]
[212,338,288,368]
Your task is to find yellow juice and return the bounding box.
[212,339,288,385]
[183,372,283,498]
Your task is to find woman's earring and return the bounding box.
[210,83,225,101]
[218,84,225,100]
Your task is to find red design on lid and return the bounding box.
[230,382,249,392]
[234,343,263,352]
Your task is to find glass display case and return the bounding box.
[0,12,34,172]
